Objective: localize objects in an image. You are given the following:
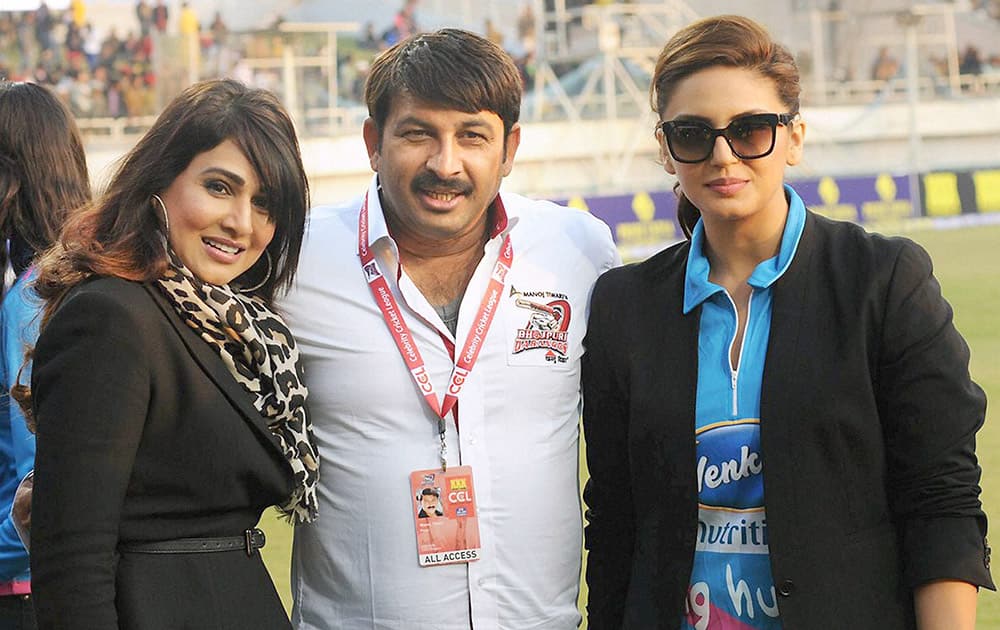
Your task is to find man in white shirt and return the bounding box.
[282,28,620,629]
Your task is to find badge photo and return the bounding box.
[409,466,482,566]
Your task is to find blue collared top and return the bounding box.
[678,184,806,629]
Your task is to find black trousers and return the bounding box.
[0,595,36,630]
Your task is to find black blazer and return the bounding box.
[30,277,294,629]
[582,211,993,629]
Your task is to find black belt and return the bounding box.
[119,528,266,556]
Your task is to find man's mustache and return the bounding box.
[411,172,473,196]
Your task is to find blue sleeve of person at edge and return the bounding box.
[0,272,40,581]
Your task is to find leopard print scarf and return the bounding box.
[155,256,319,523]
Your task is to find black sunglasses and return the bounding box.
[659,113,797,164]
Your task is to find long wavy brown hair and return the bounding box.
[0,81,91,287]
[14,79,310,417]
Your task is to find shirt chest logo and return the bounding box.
[509,286,571,364]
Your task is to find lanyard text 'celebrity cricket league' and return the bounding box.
[358,193,512,465]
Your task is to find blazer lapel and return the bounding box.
[762,211,815,419]
[628,244,701,612]
[142,284,287,457]
[637,246,700,497]
[759,211,816,547]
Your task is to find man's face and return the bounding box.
[421,493,439,513]
[363,94,521,245]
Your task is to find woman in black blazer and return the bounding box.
[16,79,319,629]
[582,15,993,630]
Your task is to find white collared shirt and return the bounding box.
[283,175,620,630]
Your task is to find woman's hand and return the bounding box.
[914,579,978,630]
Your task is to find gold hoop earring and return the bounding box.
[239,250,272,294]
[151,194,169,235]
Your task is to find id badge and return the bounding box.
[409,465,482,567]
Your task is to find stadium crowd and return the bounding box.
[0,1,229,119]
[2,0,998,130]
[0,0,542,123]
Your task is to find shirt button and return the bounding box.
[778,579,794,597]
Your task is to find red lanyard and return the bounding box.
[358,192,512,463]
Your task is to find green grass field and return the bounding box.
[259,223,1000,625]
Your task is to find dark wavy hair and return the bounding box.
[13,80,309,418]
[650,15,801,238]
[0,81,91,286]
[364,28,522,142]
[31,78,309,313]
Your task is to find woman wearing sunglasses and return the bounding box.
[581,14,992,630]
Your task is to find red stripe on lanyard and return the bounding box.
[358,192,512,426]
